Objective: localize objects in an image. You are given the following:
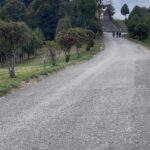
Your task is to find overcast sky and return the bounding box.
[113,0,150,19]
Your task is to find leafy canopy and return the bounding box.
[121,4,129,17]
[0,21,31,54]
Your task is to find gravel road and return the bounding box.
[1,33,150,150]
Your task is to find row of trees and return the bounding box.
[0,21,95,78]
[126,6,150,40]
[0,0,60,40]
[0,0,102,39]
[0,0,100,78]
[56,28,95,62]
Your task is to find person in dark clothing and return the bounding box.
[119,31,122,38]
[116,32,119,38]
[112,31,115,38]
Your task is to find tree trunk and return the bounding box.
[49,49,57,66]
[65,50,70,63]
[27,52,30,60]
[7,54,16,78]
[76,47,81,58]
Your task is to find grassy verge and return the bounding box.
[123,34,150,49]
[0,39,101,96]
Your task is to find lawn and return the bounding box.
[0,39,102,96]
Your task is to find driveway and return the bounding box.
[1,33,150,150]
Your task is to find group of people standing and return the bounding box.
[112,31,122,38]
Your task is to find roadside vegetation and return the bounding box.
[0,0,103,95]
[0,39,101,96]
[121,4,150,47]
[127,6,150,41]
[120,3,150,48]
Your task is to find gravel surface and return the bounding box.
[1,33,150,150]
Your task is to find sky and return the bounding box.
[113,0,150,19]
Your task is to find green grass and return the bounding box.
[123,34,150,49]
[0,39,101,96]
[144,37,150,48]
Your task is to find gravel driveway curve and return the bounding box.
[1,33,150,150]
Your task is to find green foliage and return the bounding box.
[121,4,129,18]
[85,19,102,34]
[0,21,31,54]
[29,0,60,40]
[56,17,72,35]
[56,30,76,51]
[127,14,140,38]
[135,23,149,41]
[127,6,150,41]
[128,6,142,20]
[0,0,101,41]
[56,27,95,61]
[46,41,57,66]
[59,0,73,17]
[0,38,101,95]
[21,0,33,7]
[0,21,31,77]
[84,29,95,51]
[56,29,78,62]
[22,28,45,59]
[0,0,26,21]
[0,0,101,77]
[71,0,102,33]
[69,28,88,45]
[0,0,5,7]
[73,0,96,19]
[107,4,115,20]
[34,27,45,46]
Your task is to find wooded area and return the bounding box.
[0,0,102,78]
[127,6,150,41]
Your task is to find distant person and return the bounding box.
[119,32,122,38]
[116,32,119,38]
[112,31,115,38]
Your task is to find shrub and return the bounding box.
[135,23,149,41]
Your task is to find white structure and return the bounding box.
[96,0,113,19]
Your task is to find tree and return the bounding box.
[22,27,45,59]
[85,19,102,34]
[28,0,60,40]
[56,30,76,62]
[69,28,87,58]
[71,0,101,34]
[56,28,95,62]
[46,41,57,66]
[0,0,5,7]
[127,14,141,38]
[59,0,73,17]
[85,30,95,51]
[21,0,33,7]
[56,17,72,35]
[107,4,115,20]
[128,6,141,20]
[121,4,129,19]
[127,6,150,40]
[69,28,95,57]
[135,23,149,41]
[0,21,31,78]
[34,27,45,46]
[0,0,26,21]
